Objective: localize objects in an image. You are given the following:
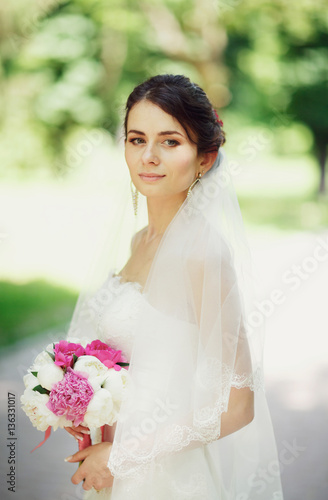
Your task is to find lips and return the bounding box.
[138,173,166,182]
[139,173,165,177]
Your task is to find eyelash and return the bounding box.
[129,138,180,147]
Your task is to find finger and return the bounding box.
[65,446,92,463]
[71,467,85,485]
[82,480,93,491]
[64,427,84,441]
[72,425,90,434]
[65,425,90,432]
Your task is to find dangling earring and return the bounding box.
[130,180,139,216]
[187,171,203,200]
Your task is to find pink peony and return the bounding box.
[85,340,127,371]
[46,368,94,426]
[54,340,85,368]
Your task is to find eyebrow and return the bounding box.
[127,129,184,137]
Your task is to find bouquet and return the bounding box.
[20,338,129,450]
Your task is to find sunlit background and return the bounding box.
[0,1,327,499]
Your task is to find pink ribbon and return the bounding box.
[30,424,105,453]
[78,425,105,451]
[31,425,52,452]
[78,431,92,451]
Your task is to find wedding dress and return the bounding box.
[83,270,144,500]
[80,269,282,500]
[82,270,232,500]
[69,150,283,500]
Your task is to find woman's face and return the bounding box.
[125,100,204,199]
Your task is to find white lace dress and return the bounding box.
[83,271,231,500]
[84,270,145,500]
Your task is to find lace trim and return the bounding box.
[231,367,264,391]
[197,357,264,394]
[108,365,264,483]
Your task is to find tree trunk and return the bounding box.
[315,135,327,195]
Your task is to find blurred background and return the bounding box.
[0,0,327,499]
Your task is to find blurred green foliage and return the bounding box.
[0,1,327,348]
[0,0,327,190]
[239,193,328,232]
[0,280,77,348]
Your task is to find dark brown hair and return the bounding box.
[124,74,226,155]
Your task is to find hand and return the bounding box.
[65,442,113,491]
[64,424,90,442]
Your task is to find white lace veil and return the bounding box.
[66,148,283,499]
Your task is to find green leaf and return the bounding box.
[72,354,78,365]
[117,362,129,367]
[46,350,55,361]
[31,371,38,377]
[32,385,50,395]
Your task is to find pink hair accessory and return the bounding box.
[214,109,223,127]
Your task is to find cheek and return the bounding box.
[170,153,197,182]
[124,147,131,165]
[125,147,137,173]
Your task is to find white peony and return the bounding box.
[37,363,65,391]
[23,372,39,390]
[83,388,114,428]
[32,348,55,371]
[73,355,109,391]
[102,368,129,406]
[20,389,58,431]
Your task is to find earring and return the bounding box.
[130,180,139,216]
[187,171,203,200]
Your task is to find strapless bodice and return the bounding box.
[95,269,145,361]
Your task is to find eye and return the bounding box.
[129,137,145,145]
[164,139,180,147]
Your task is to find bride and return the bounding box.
[63,74,284,499]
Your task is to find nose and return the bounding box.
[141,142,160,166]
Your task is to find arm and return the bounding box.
[220,386,254,439]
[186,238,255,441]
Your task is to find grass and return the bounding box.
[0,280,78,349]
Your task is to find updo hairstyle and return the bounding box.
[124,74,226,156]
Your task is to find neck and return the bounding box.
[144,192,187,243]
